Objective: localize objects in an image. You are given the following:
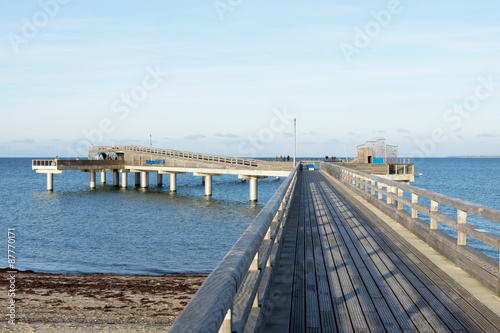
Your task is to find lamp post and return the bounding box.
[293,118,296,165]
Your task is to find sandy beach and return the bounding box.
[1,269,206,332]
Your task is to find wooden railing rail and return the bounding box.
[169,164,300,332]
[322,162,500,296]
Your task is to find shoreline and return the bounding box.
[1,269,207,332]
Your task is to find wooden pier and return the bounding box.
[263,171,500,332]
[169,164,500,332]
[31,145,500,331]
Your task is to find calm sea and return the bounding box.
[0,157,498,275]
[0,158,283,275]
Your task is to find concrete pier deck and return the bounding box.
[263,170,500,332]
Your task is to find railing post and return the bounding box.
[430,200,438,229]
[274,211,280,244]
[219,308,232,333]
[457,209,467,245]
[411,193,418,218]
[378,183,383,200]
[386,186,392,205]
[371,181,376,196]
[397,189,403,210]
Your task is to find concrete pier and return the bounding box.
[121,171,128,188]
[249,177,258,201]
[32,145,292,201]
[170,173,176,192]
[240,175,267,202]
[204,175,212,196]
[141,172,149,188]
[90,171,96,189]
[47,173,53,191]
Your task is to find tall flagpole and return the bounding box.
[293,118,296,165]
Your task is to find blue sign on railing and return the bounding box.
[146,159,165,165]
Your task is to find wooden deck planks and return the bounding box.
[263,170,500,333]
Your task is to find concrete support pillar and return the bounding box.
[101,171,106,184]
[249,177,258,202]
[141,172,149,188]
[90,172,96,190]
[170,173,177,192]
[204,175,212,196]
[47,173,53,191]
[121,172,128,188]
[113,170,119,187]
[135,173,140,187]
[157,173,163,186]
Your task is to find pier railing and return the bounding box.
[322,162,500,296]
[169,163,300,333]
[89,145,261,168]
[32,159,57,167]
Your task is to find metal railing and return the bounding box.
[169,164,300,332]
[322,162,500,296]
[89,145,260,168]
[132,154,292,171]
[32,159,57,167]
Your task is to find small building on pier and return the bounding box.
[336,139,415,183]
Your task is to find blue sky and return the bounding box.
[1,0,499,157]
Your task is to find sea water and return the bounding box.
[0,158,282,275]
[0,157,498,275]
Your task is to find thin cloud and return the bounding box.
[397,128,410,134]
[11,139,35,144]
[185,134,207,140]
[478,133,499,138]
[213,133,239,138]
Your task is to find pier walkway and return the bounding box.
[263,170,500,332]
[169,165,500,333]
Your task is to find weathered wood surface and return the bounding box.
[263,170,500,332]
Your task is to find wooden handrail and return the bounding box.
[322,162,500,296]
[169,163,300,332]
